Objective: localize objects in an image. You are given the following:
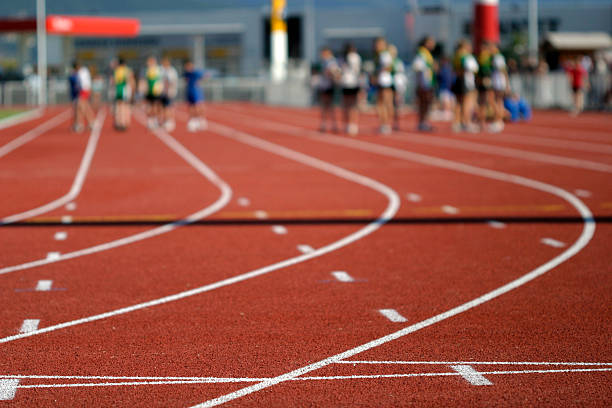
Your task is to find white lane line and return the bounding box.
[540,238,566,248]
[6,367,612,389]
[254,210,268,219]
[406,193,422,202]
[35,280,53,291]
[451,365,493,385]
[0,108,43,130]
[0,119,399,345]
[441,205,459,215]
[0,114,232,278]
[61,215,73,224]
[0,379,19,400]
[297,245,315,254]
[574,189,592,198]
[54,231,67,241]
[337,360,612,366]
[19,320,40,334]
[46,252,60,261]
[0,110,69,159]
[237,197,250,207]
[65,202,77,211]
[331,271,355,283]
[193,108,595,408]
[487,220,506,229]
[379,309,408,323]
[386,131,612,173]
[271,225,287,235]
[1,110,105,225]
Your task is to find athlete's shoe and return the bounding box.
[164,120,176,132]
[198,118,208,131]
[187,119,198,132]
[147,118,158,129]
[488,121,504,133]
[379,125,392,135]
[347,124,359,136]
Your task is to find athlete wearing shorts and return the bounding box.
[183,61,208,131]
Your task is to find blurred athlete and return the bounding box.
[477,41,495,131]
[143,56,163,129]
[489,43,508,132]
[374,37,394,134]
[452,39,479,132]
[340,43,361,135]
[77,62,95,130]
[565,56,588,116]
[389,44,408,131]
[112,58,135,131]
[183,61,208,132]
[412,36,436,132]
[317,46,340,133]
[160,57,179,132]
[68,61,81,132]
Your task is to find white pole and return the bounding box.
[528,0,538,60]
[270,0,288,83]
[36,0,47,106]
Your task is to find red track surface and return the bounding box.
[0,103,610,407]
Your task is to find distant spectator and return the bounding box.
[504,92,532,122]
[564,56,588,116]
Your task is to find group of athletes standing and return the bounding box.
[316,35,510,136]
[70,56,208,133]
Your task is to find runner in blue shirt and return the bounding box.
[183,61,208,131]
[68,61,82,132]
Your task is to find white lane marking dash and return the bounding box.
[237,197,250,207]
[254,210,268,219]
[487,220,506,229]
[406,193,422,202]
[19,320,40,334]
[46,252,60,260]
[0,379,19,400]
[54,231,67,241]
[35,280,53,291]
[331,271,355,282]
[271,225,287,235]
[65,202,77,211]
[378,309,407,323]
[541,238,566,248]
[61,215,72,224]
[442,205,459,215]
[574,189,592,198]
[451,365,493,385]
[297,245,314,254]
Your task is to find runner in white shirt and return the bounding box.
[160,57,179,132]
[374,37,394,134]
[340,43,362,135]
[77,63,95,130]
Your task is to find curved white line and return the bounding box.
[0,108,43,130]
[0,110,70,159]
[0,120,400,345]
[194,113,595,407]
[1,110,106,225]
[0,115,232,276]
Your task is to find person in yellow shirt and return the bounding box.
[141,56,163,129]
[112,58,135,131]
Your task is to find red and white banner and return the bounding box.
[46,15,140,37]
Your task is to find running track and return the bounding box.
[0,104,610,406]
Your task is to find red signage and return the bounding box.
[46,15,140,37]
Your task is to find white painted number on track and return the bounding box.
[254,210,268,219]
[54,231,67,241]
[35,280,53,291]
[406,193,422,202]
[487,220,506,229]
[0,379,19,400]
[19,320,40,334]
[237,197,250,207]
[271,225,287,235]
[378,309,408,323]
[451,365,493,386]
[540,238,566,248]
[442,205,459,215]
[61,216,72,224]
[574,189,592,198]
[65,202,77,211]
[297,245,314,254]
[331,271,355,283]
[46,252,60,261]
